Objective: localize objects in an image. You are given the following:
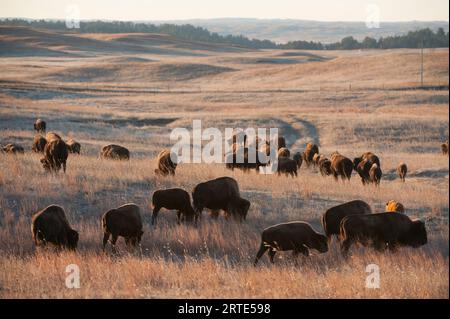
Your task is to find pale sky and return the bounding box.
[0,0,448,21]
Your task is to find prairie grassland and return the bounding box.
[0,28,448,298]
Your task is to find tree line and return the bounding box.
[1,18,448,50]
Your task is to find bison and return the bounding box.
[102,203,143,253]
[369,163,382,185]
[397,162,408,182]
[254,222,328,266]
[34,118,46,133]
[100,144,130,160]
[277,147,290,158]
[385,200,405,213]
[441,141,448,156]
[340,212,427,256]
[303,143,319,167]
[151,188,197,225]
[322,200,372,240]
[192,177,250,222]
[31,205,79,250]
[330,152,353,181]
[318,157,332,176]
[66,139,81,154]
[293,152,303,169]
[2,143,24,154]
[41,137,68,173]
[154,149,177,176]
[277,157,298,177]
[32,135,47,153]
[354,152,381,184]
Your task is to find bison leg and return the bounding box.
[102,232,110,252]
[340,238,352,258]
[110,234,118,254]
[151,206,161,226]
[268,249,277,263]
[176,211,182,224]
[254,242,268,266]
[63,161,66,173]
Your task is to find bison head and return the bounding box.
[311,233,329,253]
[353,157,363,170]
[237,198,250,221]
[66,229,79,250]
[407,220,427,247]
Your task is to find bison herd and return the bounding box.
[0,119,440,264]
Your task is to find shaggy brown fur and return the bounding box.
[102,203,143,253]
[41,138,68,173]
[369,163,382,185]
[340,213,427,256]
[302,143,319,167]
[66,139,81,154]
[321,200,372,240]
[318,157,332,176]
[254,222,328,266]
[34,118,46,133]
[32,135,47,153]
[277,147,290,158]
[385,200,405,213]
[151,188,197,225]
[441,141,449,156]
[330,152,353,181]
[397,162,408,182]
[2,143,24,154]
[154,149,177,176]
[293,152,303,169]
[31,205,78,250]
[277,157,298,177]
[192,177,250,222]
[100,144,130,160]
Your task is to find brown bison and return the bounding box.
[369,163,382,185]
[102,203,143,253]
[45,132,61,141]
[151,188,197,225]
[41,136,68,173]
[66,139,81,154]
[254,222,328,266]
[277,147,290,158]
[321,200,372,240]
[32,135,47,153]
[397,162,408,182]
[192,177,250,222]
[303,143,319,167]
[318,157,332,176]
[31,205,79,250]
[293,152,303,169]
[34,118,46,133]
[441,141,448,156]
[353,152,381,184]
[340,212,427,256]
[154,149,177,176]
[226,146,268,172]
[330,152,353,181]
[277,157,298,177]
[277,136,286,149]
[385,200,405,213]
[1,143,24,154]
[100,144,130,160]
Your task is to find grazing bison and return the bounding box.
[303,143,319,167]
[41,138,68,173]
[340,212,427,256]
[354,152,381,184]
[330,152,353,181]
[441,141,448,156]
[254,222,328,266]
[277,147,290,158]
[369,163,382,185]
[32,135,47,153]
[31,205,79,250]
[66,139,81,154]
[192,177,250,222]
[102,203,143,253]
[151,188,196,225]
[293,152,303,169]
[322,200,372,240]
[154,149,177,176]
[100,144,130,161]
[34,118,46,133]
[277,157,298,177]
[385,200,405,213]
[2,143,24,154]
[397,162,408,182]
[318,157,332,176]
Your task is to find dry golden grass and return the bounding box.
[0,29,448,298]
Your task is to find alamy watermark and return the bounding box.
[365,263,380,289]
[65,264,80,289]
[365,4,381,29]
[65,4,81,29]
[169,120,280,174]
